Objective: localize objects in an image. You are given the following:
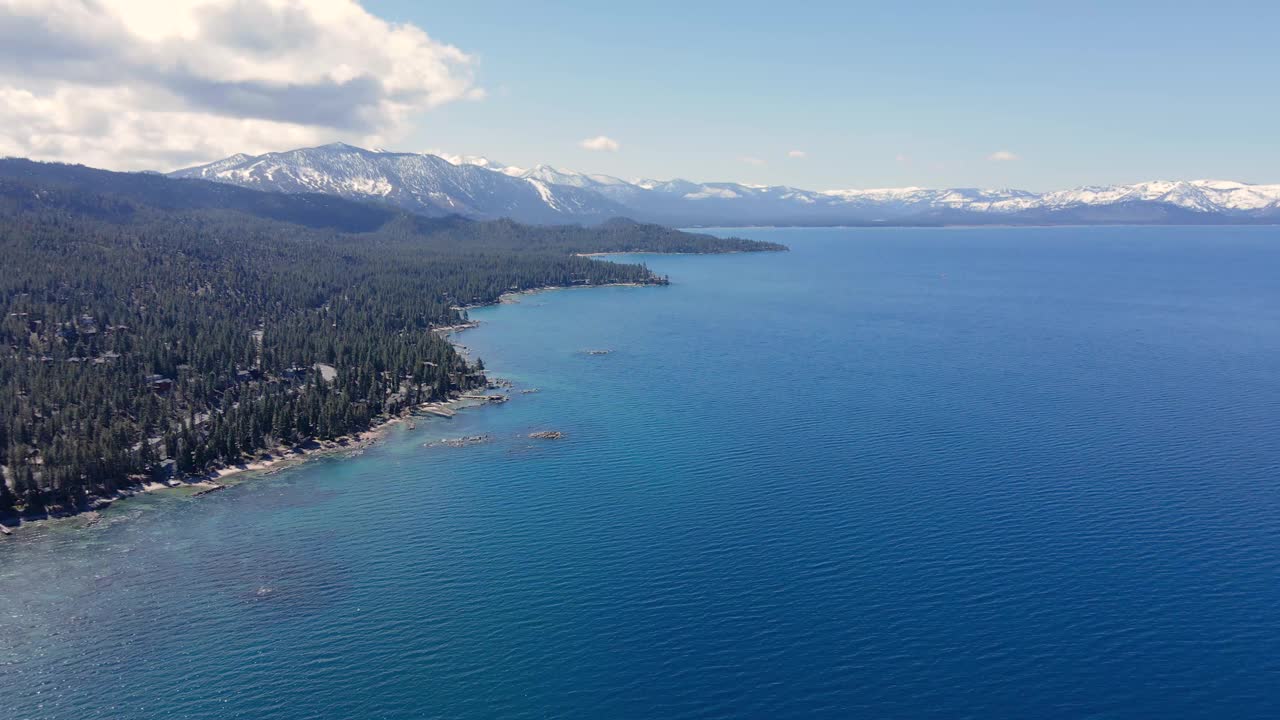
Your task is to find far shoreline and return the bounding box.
[574,250,747,257]
[680,223,1280,231]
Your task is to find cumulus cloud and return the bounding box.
[579,135,620,152]
[0,0,482,170]
[787,150,806,159]
[741,156,766,166]
[988,150,1019,162]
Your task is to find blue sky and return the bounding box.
[0,1,1274,189]
[365,0,1279,190]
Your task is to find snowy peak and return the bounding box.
[519,164,587,189]
[814,180,1280,216]
[171,145,1280,226]
[520,164,633,190]
[1039,179,1280,213]
[175,152,259,179]
[170,144,629,223]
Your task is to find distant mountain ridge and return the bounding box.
[170,143,632,225]
[171,144,1280,226]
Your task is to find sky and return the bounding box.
[1,0,1277,190]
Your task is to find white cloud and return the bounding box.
[0,0,481,170]
[741,156,766,166]
[895,153,911,164]
[988,150,1020,162]
[787,150,806,159]
[579,135,620,152]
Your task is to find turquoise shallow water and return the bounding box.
[3,226,1280,719]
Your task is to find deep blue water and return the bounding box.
[3,226,1280,719]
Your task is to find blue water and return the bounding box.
[3,226,1280,719]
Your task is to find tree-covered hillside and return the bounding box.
[0,161,783,515]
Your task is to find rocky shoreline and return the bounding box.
[1,278,644,537]
[0,392,489,535]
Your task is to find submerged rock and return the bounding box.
[430,435,491,448]
[461,393,509,403]
[528,431,564,440]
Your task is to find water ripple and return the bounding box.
[3,227,1280,719]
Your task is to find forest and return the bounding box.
[0,161,784,515]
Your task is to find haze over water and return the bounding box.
[3,226,1279,719]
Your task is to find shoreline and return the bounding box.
[0,393,486,535]
[0,278,664,537]
[460,280,656,309]
[574,251,742,257]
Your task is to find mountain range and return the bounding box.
[171,143,1280,227]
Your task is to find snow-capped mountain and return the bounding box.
[172,144,1280,226]
[170,143,630,223]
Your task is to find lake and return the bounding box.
[3,226,1279,719]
